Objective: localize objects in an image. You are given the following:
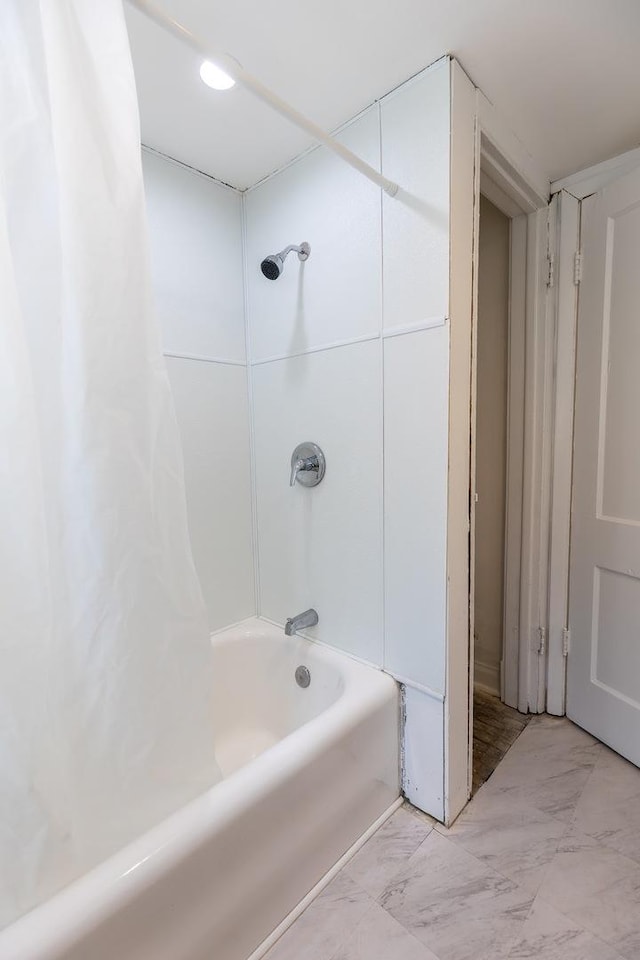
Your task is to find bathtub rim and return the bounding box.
[1,618,399,958]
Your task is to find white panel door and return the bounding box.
[568,165,640,766]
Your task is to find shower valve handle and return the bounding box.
[290,457,306,486]
[289,443,326,488]
[290,456,316,486]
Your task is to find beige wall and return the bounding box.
[474,195,510,695]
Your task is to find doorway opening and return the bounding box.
[474,195,509,702]
[447,106,555,820]
[471,188,531,791]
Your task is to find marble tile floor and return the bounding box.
[264,715,640,960]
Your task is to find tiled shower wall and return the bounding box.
[142,150,255,632]
[246,59,451,818]
[143,57,453,819]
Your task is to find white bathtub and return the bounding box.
[1,618,399,960]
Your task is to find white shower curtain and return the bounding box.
[0,0,220,929]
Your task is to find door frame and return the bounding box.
[473,145,553,719]
[447,72,553,822]
[545,189,580,715]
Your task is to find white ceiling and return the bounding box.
[125,0,640,191]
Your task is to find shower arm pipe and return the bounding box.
[126,0,400,198]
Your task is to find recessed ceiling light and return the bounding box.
[199,60,235,91]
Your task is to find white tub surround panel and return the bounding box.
[252,340,384,666]
[245,60,455,820]
[383,325,449,692]
[402,686,445,820]
[143,150,245,363]
[380,58,450,332]
[379,61,452,820]
[167,358,255,632]
[142,150,255,634]
[245,108,382,363]
[0,621,399,960]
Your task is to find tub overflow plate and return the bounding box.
[295,665,311,688]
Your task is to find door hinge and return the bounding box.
[562,627,570,657]
[546,254,555,288]
[537,626,547,656]
[573,251,583,285]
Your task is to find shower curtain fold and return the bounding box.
[0,0,220,930]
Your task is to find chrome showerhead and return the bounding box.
[260,241,310,280]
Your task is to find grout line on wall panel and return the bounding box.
[377,55,450,109]
[379,100,385,339]
[257,614,441,700]
[251,332,381,366]
[383,316,448,338]
[241,194,262,616]
[209,615,258,637]
[244,99,382,195]
[249,320,449,368]
[387,672,445,703]
[141,143,242,194]
[244,57,449,196]
[258,616,385,674]
[163,351,246,366]
[379,98,387,673]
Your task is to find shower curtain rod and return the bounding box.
[126,0,400,197]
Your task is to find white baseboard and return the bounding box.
[473,657,501,697]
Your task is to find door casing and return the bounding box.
[448,99,553,820]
